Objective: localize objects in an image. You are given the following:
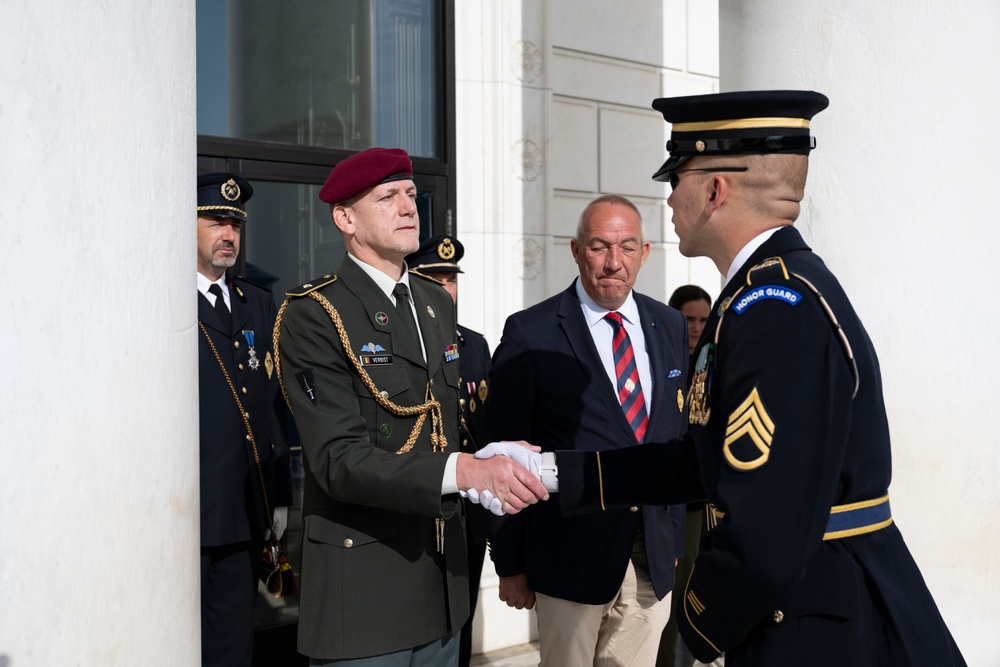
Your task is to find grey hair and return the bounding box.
[575,194,645,243]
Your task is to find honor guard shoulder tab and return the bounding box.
[408,269,444,286]
[286,274,337,298]
[722,256,861,397]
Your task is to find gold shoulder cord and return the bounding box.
[272,292,448,455]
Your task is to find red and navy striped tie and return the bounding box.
[605,311,648,443]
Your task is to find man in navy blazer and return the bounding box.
[484,194,690,666]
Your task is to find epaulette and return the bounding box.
[458,325,484,338]
[408,269,444,286]
[285,274,337,298]
[719,256,860,397]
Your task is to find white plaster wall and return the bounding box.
[0,2,200,665]
[455,0,722,653]
[721,1,1000,662]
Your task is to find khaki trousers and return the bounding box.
[536,535,673,667]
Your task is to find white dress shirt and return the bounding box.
[197,272,230,309]
[574,278,653,412]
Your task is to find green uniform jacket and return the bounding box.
[277,254,467,660]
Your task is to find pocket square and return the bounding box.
[668,369,682,378]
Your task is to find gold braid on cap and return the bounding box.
[272,292,447,454]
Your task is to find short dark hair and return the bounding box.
[669,284,712,310]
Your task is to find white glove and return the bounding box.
[461,487,504,516]
[268,506,288,541]
[475,441,543,477]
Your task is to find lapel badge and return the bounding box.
[478,380,488,403]
[676,388,684,412]
[375,311,389,326]
[265,351,274,379]
[426,305,436,318]
[221,178,241,202]
[242,330,260,370]
[437,238,456,260]
[444,343,460,362]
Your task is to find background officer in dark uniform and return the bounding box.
[405,234,492,667]
[491,91,967,666]
[196,172,293,666]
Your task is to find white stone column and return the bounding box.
[0,2,200,664]
[721,1,1000,661]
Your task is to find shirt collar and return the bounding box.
[574,277,640,329]
[347,252,412,300]
[725,226,784,284]
[196,272,227,298]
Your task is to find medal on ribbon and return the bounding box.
[243,330,260,370]
[688,342,714,426]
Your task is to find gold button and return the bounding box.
[234,340,240,349]
[343,538,354,548]
[462,439,469,448]
[429,378,435,386]
[773,610,784,624]
[244,411,250,419]
[238,363,244,370]
[460,398,466,407]
[629,506,639,513]
[380,390,389,399]
[245,435,251,441]
[241,387,247,394]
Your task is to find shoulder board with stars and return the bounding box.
[286,274,337,298]
[408,269,444,286]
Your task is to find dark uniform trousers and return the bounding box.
[199,277,292,667]
[556,227,967,667]
[278,255,468,662]
[455,324,492,667]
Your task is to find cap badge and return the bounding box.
[437,238,456,260]
[695,140,706,152]
[221,178,241,202]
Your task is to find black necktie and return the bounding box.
[392,282,419,346]
[208,283,231,332]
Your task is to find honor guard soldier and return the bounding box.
[196,172,293,666]
[273,148,548,665]
[477,91,968,666]
[405,234,492,667]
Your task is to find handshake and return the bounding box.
[458,441,558,516]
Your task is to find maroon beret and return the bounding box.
[318,147,414,204]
